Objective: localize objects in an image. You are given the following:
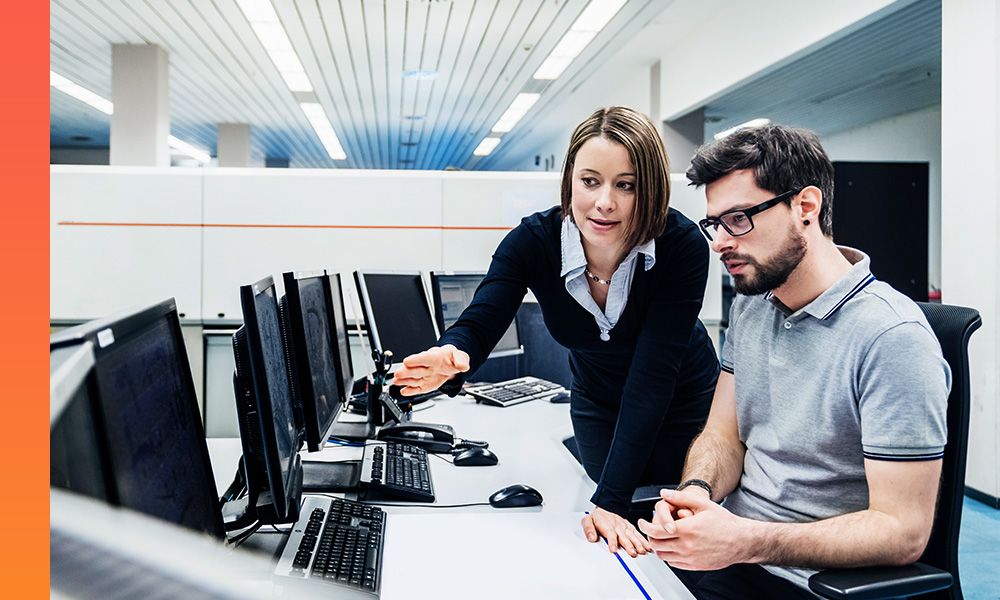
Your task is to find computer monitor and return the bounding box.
[280,270,355,452]
[354,271,441,364]
[232,276,302,524]
[50,300,225,539]
[50,341,114,503]
[430,271,523,358]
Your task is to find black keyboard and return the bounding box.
[359,441,435,502]
[275,496,384,597]
[465,376,565,407]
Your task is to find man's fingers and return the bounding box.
[662,489,713,510]
[652,500,677,534]
[676,508,695,519]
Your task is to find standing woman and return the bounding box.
[394,106,719,557]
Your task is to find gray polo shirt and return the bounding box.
[720,247,950,590]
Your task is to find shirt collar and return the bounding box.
[766,246,875,320]
[560,218,656,277]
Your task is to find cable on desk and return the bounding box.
[227,521,262,548]
[327,437,366,447]
[429,452,454,465]
[270,525,292,534]
[309,493,490,509]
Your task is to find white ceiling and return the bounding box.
[50,0,942,170]
[50,0,667,169]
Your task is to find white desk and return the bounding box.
[208,393,695,599]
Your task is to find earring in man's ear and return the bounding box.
[803,219,811,226]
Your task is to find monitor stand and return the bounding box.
[327,420,375,441]
[301,460,361,492]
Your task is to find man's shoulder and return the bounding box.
[837,280,934,342]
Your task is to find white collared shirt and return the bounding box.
[559,218,656,341]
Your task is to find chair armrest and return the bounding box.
[808,562,952,599]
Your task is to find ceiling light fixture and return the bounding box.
[713,118,771,140]
[235,0,311,92]
[50,71,113,115]
[473,137,501,156]
[168,135,212,164]
[300,102,346,160]
[533,0,626,80]
[236,0,346,161]
[50,71,212,164]
[491,93,540,133]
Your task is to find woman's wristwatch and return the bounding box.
[676,478,713,499]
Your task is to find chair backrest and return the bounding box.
[516,302,573,388]
[914,302,981,600]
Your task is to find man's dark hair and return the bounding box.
[686,125,835,237]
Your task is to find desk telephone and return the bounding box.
[370,349,456,453]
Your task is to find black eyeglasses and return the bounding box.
[698,188,803,241]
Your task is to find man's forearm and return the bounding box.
[680,429,745,501]
[744,509,928,569]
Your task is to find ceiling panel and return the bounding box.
[50,0,664,169]
[700,0,941,139]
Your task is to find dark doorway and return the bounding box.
[832,161,929,302]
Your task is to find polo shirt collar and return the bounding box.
[766,246,876,320]
[559,217,656,277]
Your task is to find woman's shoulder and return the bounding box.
[517,205,563,232]
[494,205,562,260]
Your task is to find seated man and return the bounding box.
[638,124,950,599]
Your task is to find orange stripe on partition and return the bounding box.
[57,220,513,231]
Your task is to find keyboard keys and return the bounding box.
[361,441,435,502]
[279,497,385,595]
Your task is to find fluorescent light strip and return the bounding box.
[236,0,312,92]
[237,0,347,160]
[491,93,540,133]
[572,0,628,32]
[533,0,626,80]
[300,103,346,160]
[473,137,501,156]
[50,71,213,164]
[168,135,212,164]
[50,71,114,115]
[714,118,771,140]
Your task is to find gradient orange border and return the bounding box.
[3,2,48,596]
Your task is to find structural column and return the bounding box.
[110,44,170,166]
[941,0,999,502]
[216,123,252,167]
[661,108,705,173]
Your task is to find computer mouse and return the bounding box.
[453,447,499,467]
[548,390,571,403]
[489,484,543,508]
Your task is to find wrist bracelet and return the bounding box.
[677,478,713,499]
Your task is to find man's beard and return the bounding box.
[724,229,807,296]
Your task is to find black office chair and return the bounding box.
[809,302,982,600]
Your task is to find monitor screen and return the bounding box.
[324,272,354,407]
[431,272,521,356]
[51,300,225,539]
[50,343,113,502]
[282,271,345,452]
[243,278,299,518]
[354,271,440,363]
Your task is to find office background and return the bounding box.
[49,0,999,595]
